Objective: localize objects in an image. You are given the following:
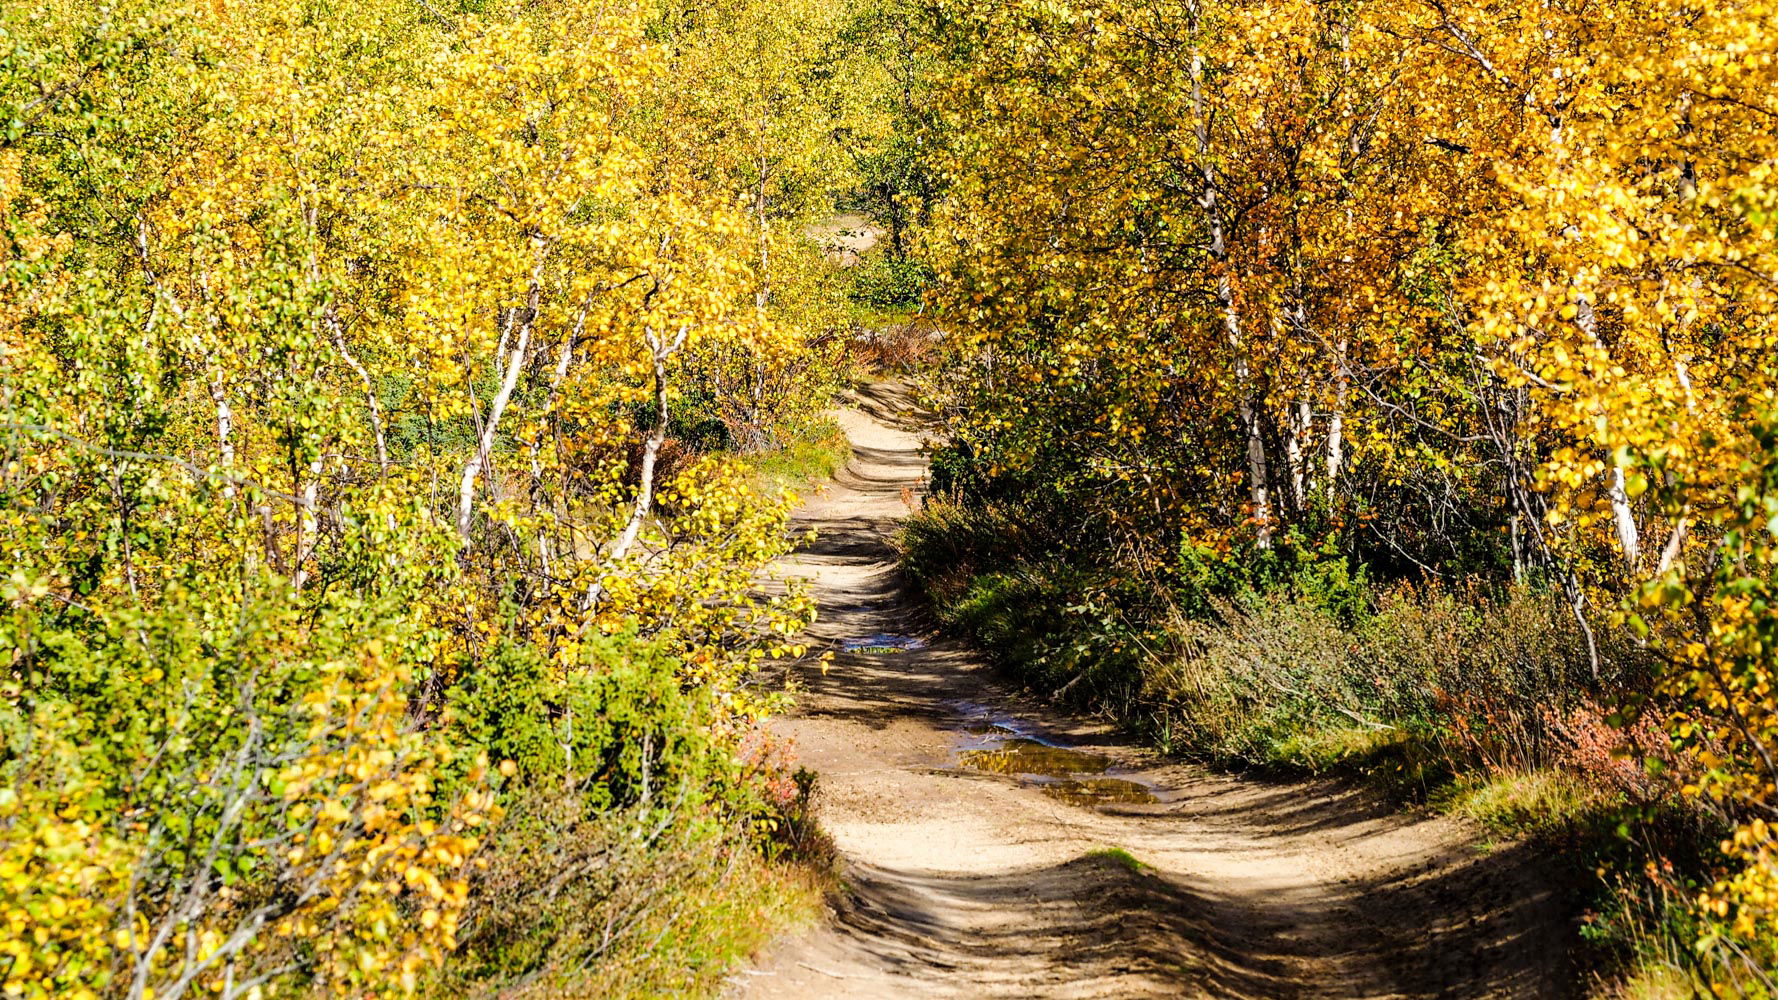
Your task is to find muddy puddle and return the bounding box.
[841,632,928,654]
[950,710,1158,808]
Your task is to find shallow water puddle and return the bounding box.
[959,739,1115,777]
[1043,777,1159,806]
[841,633,928,654]
[950,717,1158,807]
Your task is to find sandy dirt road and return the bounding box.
[733,381,1576,1000]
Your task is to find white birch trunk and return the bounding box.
[1575,296,1640,567]
[207,367,235,499]
[325,311,390,475]
[457,314,532,540]
[1327,337,1347,483]
[1189,8,1271,547]
[1287,396,1311,509]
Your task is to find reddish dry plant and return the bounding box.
[1544,700,1682,801]
[850,319,940,373]
[736,726,834,864]
[736,726,802,813]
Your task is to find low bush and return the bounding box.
[850,318,943,374]
[848,252,933,311]
[429,635,826,997]
[904,500,1659,778]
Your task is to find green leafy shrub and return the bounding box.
[3,575,494,999]
[848,252,933,310]
[432,630,825,997]
[448,633,729,810]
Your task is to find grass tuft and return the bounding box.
[739,418,851,495]
[1087,846,1151,874]
[1608,960,1697,1000]
[1433,770,1619,841]
[574,851,827,1000]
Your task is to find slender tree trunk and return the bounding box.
[1657,506,1689,575]
[1286,396,1311,511]
[325,311,389,476]
[457,317,531,540]
[581,324,691,614]
[755,150,771,310]
[1229,322,1271,546]
[1188,0,1270,547]
[609,332,675,563]
[1608,466,1640,568]
[207,367,235,498]
[1574,296,1640,567]
[457,243,550,539]
[292,465,321,592]
[1509,508,1526,583]
[1327,336,1347,483]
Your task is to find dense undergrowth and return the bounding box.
[427,636,832,999]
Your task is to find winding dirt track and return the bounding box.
[733,381,1577,1000]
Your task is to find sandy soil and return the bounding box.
[731,381,1578,1000]
[806,213,884,266]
